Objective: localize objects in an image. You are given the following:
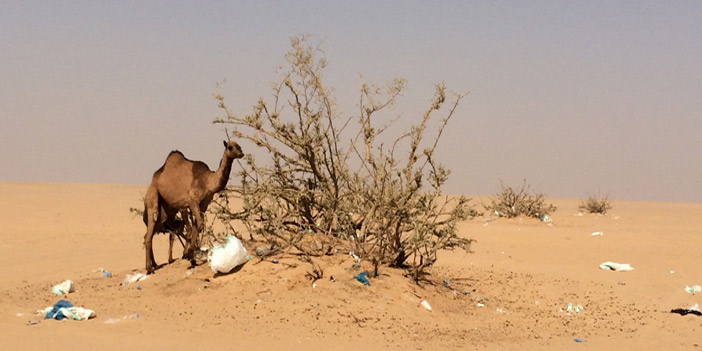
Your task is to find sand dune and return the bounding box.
[1,182,701,350]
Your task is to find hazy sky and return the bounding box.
[2,1,701,202]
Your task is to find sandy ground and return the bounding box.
[1,182,701,350]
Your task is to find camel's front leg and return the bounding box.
[180,210,194,259]
[168,233,176,263]
[184,203,204,260]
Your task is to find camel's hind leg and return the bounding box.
[144,187,160,274]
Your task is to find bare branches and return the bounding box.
[210,35,478,282]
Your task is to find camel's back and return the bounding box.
[155,151,212,207]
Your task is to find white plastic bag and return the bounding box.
[65,307,96,320]
[123,272,148,285]
[209,235,249,273]
[599,261,634,272]
[51,280,74,295]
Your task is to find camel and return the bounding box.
[143,140,244,274]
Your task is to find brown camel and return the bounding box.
[144,140,244,274]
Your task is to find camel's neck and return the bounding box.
[210,153,234,193]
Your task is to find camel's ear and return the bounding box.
[223,140,227,148]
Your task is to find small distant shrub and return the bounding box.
[579,195,612,214]
[486,180,556,219]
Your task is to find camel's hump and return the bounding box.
[168,150,185,158]
[163,150,210,171]
[165,150,195,162]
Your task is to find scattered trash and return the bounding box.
[185,268,195,276]
[349,251,360,263]
[312,283,317,288]
[476,303,485,308]
[51,280,75,295]
[135,284,141,291]
[271,259,279,264]
[209,234,250,274]
[591,231,603,236]
[104,313,140,324]
[599,261,634,272]
[26,320,40,326]
[573,338,585,343]
[442,277,452,287]
[420,300,432,311]
[540,215,553,225]
[123,272,148,285]
[560,303,584,315]
[671,304,701,317]
[41,300,95,321]
[353,272,370,286]
[95,267,112,277]
[670,270,675,274]
[496,307,510,314]
[567,303,584,314]
[685,285,702,295]
[329,276,336,283]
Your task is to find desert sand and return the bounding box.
[1,182,701,350]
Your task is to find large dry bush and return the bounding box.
[211,36,478,281]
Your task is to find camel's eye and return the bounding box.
[227,146,233,151]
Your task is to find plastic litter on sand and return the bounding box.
[353,272,371,286]
[565,303,584,315]
[685,285,702,294]
[104,313,140,324]
[123,272,148,285]
[420,300,432,311]
[209,234,250,274]
[41,300,95,321]
[599,261,634,272]
[51,280,75,295]
[95,268,112,277]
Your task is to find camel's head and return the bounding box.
[223,140,244,159]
